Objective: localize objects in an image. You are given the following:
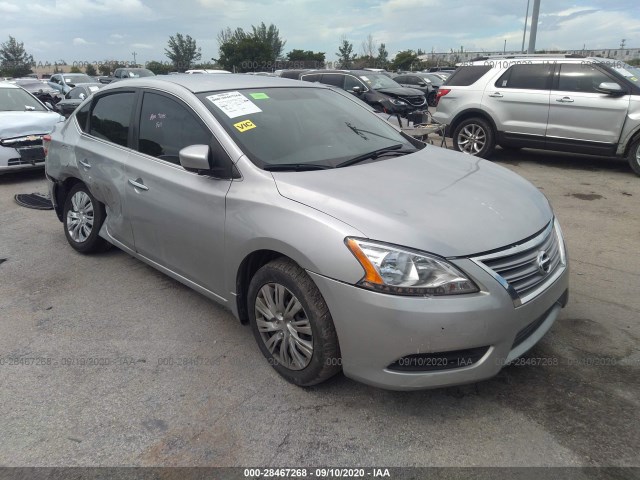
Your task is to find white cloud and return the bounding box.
[0,1,19,13]
[131,43,153,49]
[72,37,92,46]
[29,0,151,19]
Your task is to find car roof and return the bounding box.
[464,56,621,66]
[0,82,20,89]
[105,74,322,94]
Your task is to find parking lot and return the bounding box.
[0,147,639,467]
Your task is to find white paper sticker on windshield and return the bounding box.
[617,68,633,77]
[360,76,369,81]
[88,86,99,92]
[206,91,262,118]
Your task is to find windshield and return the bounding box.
[0,88,46,111]
[64,75,93,84]
[128,69,154,78]
[198,87,418,169]
[357,73,403,90]
[611,63,640,87]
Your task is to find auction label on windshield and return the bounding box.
[206,91,262,118]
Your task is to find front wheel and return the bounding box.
[248,258,341,386]
[627,137,640,176]
[452,117,496,158]
[63,183,110,253]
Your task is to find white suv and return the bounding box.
[433,55,640,176]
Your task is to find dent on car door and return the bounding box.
[124,91,232,297]
[546,63,629,144]
[486,64,553,138]
[80,91,136,247]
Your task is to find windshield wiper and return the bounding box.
[263,163,333,172]
[337,144,412,168]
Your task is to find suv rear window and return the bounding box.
[444,66,492,86]
[495,64,553,90]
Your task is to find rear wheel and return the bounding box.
[248,258,341,386]
[453,117,496,158]
[63,183,110,253]
[627,137,640,176]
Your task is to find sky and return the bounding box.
[1,0,639,65]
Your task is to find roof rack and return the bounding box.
[480,53,585,59]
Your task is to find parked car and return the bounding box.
[299,69,427,116]
[394,72,438,106]
[10,78,62,106]
[48,73,96,95]
[420,73,447,87]
[427,67,457,73]
[46,75,568,390]
[433,55,640,175]
[0,82,64,174]
[55,83,104,117]
[99,68,155,84]
[185,69,231,74]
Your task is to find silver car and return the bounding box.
[434,55,640,176]
[45,75,569,390]
[1,82,64,174]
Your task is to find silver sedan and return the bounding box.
[45,75,568,390]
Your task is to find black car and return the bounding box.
[299,70,426,116]
[55,83,103,117]
[394,73,440,107]
[10,78,62,107]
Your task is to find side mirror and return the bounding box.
[596,82,625,95]
[66,83,75,88]
[179,144,211,173]
[351,86,362,94]
[417,81,426,87]
[44,101,54,110]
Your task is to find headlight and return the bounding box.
[389,98,407,106]
[346,238,479,296]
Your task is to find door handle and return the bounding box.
[128,178,149,191]
[79,159,91,169]
[556,97,574,103]
[488,92,503,98]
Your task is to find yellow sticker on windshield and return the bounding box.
[234,120,256,132]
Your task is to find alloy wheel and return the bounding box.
[255,283,313,370]
[66,191,94,243]
[457,123,487,155]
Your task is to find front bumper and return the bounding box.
[0,145,45,174]
[308,258,569,390]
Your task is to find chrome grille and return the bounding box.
[472,221,566,306]
[0,134,45,148]
[402,95,427,107]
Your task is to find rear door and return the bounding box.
[484,63,554,140]
[546,63,629,146]
[124,90,232,297]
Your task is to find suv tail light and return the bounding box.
[42,135,51,156]
[435,88,451,106]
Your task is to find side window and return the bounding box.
[50,76,59,84]
[406,76,419,85]
[445,66,492,86]
[344,75,366,91]
[300,73,321,83]
[557,64,613,93]
[495,64,553,90]
[321,74,345,89]
[138,92,212,165]
[89,92,135,147]
[75,102,90,132]
[68,87,85,100]
[394,75,407,83]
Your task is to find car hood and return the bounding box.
[376,87,425,97]
[272,147,552,257]
[0,111,64,139]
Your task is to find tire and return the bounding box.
[452,117,496,158]
[427,91,438,107]
[62,183,110,253]
[248,258,341,386]
[627,137,640,176]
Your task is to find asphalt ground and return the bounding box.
[0,146,638,468]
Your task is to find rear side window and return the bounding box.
[321,74,345,89]
[89,92,134,147]
[75,102,90,132]
[556,64,613,93]
[445,66,492,86]
[300,73,321,82]
[495,64,553,90]
[138,92,212,165]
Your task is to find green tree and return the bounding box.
[251,22,286,60]
[98,63,111,76]
[286,49,325,63]
[70,65,82,73]
[390,50,424,71]
[0,36,34,77]
[376,43,389,69]
[219,36,272,72]
[85,63,97,76]
[145,60,173,75]
[165,33,202,72]
[336,36,357,69]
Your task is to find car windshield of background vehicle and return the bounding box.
[612,64,640,87]
[198,87,418,169]
[64,75,93,84]
[357,73,402,90]
[0,88,46,112]
[128,69,154,78]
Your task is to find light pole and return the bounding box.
[522,0,530,52]
[527,0,541,54]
